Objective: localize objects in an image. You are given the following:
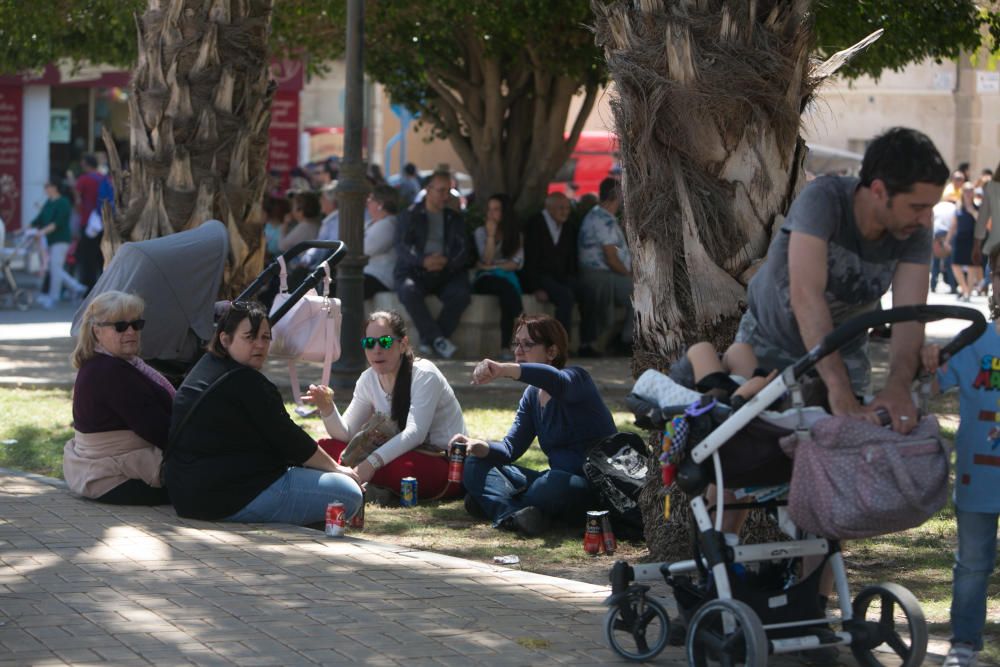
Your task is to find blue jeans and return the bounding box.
[951,508,998,650]
[463,455,594,527]
[225,467,363,526]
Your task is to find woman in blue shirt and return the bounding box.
[452,313,616,535]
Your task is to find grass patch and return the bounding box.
[4,383,998,658]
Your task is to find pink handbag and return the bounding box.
[779,415,950,540]
[268,257,342,412]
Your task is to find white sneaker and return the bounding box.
[417,343,432,357]
[432,336,457,359]
[944,642,977,667]
[35,295,54,310]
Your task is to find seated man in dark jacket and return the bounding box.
[520,193,600,356]
[394,170,471,358]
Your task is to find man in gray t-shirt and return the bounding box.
[737,127,948,434]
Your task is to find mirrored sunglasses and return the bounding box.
[361,335,396,350]
[97,319,146,333]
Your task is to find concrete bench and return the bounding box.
[365,291,578,358]
[363,290,624,359]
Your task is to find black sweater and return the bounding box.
[166,354,317,520]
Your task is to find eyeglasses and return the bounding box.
[510,338,539,352]
[97,319,145,333]
[361,335,396,350]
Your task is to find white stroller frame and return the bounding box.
[603,304,987,666]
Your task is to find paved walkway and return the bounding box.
[0,471,628,667]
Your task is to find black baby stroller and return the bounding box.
[71,219,346,384]
[603,305,986,666]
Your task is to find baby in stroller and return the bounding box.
[605,305,986,667]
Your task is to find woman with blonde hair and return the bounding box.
[65,290,173,504]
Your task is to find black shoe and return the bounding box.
[577,345,602,358]
[464,493,487,519]
[500,506,548,536]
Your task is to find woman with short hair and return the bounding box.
[64,291,172,505]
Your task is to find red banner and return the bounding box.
[268,89,300,182]
[0,86,23,230]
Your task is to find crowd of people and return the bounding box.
[56,128,998,667]
[20,154,112,309]
[66,297,608,540]
[261,161,634,359]
[930,162,997,303]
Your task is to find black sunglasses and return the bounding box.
[97,319,145,333]
[361,335,396,350]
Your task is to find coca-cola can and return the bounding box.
[584,511,604,555]
[448,443,467,484]
[600,513,617,555]
[349,497,365,531]
[325,502,346,537]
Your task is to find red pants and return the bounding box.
[318,439,463,499]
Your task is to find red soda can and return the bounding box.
[600,513,617,555]
[448,443,467,484]
[325,502,346,537]
[349,497,365,531]
[584,511,604,555]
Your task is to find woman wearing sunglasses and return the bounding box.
[450,313,616,536]
[64,291,172,505]
[304,310,466,500]
[165,300,363,525]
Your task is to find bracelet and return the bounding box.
[365,452,385,470]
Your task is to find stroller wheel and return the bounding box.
[13,289,31,311]
[603,590,670,662]
[849,582,927,667]
[685,599,767,667]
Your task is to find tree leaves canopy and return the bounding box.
[0,0,345,74]
[2,1,996,87]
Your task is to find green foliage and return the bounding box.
[1,1,998,82]
[365,0,606,129]
[813,0,1000,78]
[0,0,143,71]
[0,0,346,75]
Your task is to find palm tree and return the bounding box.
[593,0,879,559]
[101,0,275,297]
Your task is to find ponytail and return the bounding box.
[391,351,414,431]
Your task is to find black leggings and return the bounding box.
[96,479,170,506]
[474,275,524,347]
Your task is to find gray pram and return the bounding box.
[604,305,986,666]
[71,220,345,384]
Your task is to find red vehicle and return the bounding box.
[548,131,619,199]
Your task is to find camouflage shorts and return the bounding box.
[735,310,871,395]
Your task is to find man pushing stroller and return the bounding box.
[737,127,949,434]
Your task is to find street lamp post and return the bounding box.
[330,0,369,388]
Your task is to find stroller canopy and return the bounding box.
[71,221,229,361]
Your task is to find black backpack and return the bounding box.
[583,432,649,541]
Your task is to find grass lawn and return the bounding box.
[2,386,997,662]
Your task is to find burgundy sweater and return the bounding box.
[72,355,173,449]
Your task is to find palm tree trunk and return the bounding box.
[593,0,880,560]
[102,0,275,297]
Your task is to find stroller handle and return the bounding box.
[236,240,348,307]
[793,304,987,378]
